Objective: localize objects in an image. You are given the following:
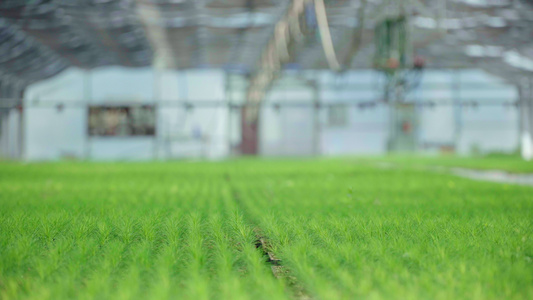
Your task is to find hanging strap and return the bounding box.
[314,0,341,71]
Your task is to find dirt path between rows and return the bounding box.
[224,173,312,300]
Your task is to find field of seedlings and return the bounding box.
[1,159,532,299]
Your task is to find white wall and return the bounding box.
[258,69,518,157]
[260,71,389,157]
[260,75,316,156]
[0,110,23,159]
[24,67,229,160]
[319,71,388,155]
[22,68,520,160]
[321,106,389,155]
[418,70,518,154]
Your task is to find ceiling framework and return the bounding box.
[0,0,532,90]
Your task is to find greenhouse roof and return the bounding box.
[0,0,532,86]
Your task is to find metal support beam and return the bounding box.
[314,0,340,71]
[245,0,311,124]
[241,0,313,154]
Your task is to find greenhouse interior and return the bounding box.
[1,1,532,300]
[0,0,532,160]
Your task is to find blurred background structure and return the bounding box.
[0,0,532,160]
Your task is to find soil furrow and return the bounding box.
[224,173,312,300]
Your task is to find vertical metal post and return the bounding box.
[153,70,160,160]
[240,76,259,156]
[526,77,533,146]
[0,80,3,158]
[518,83,525,151]
[84,70,92,160]
[225,73,233,157]
[3,111,9,159]
[4,78,13,158]
[527,77,532,138]
[387,101,394,153]
[15,80,25,160]
[452,69,462,152]
[519,77,533,160]
[178,71,188,158]
[0,111,6,158]
[526,77,533,135]
[311,77,321,156]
